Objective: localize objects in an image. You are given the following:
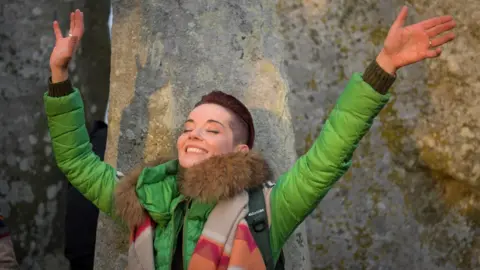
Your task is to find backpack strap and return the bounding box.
[246,183,285,270]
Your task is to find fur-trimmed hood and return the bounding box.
[114,151,271,228]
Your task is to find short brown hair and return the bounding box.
[195,91,255,149]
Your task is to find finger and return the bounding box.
[430,32,455,47]
[69,12,75,35]
[420,15,454,30]
[78,10,84,38]
[392,6,408,29]
[74,9,84,38]
[68,36,79,54]
[427,20,456,37]
[425,47,442,58]
[53,21,63,40]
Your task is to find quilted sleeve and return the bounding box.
[44,88,118,215]
[268,73,390,260]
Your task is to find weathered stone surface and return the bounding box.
[0,0,110,269]
[279,0,479,268]
[99,0,311,269]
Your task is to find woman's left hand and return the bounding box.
[376,6,456,74]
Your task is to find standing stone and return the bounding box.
[97,0,311,269]
[0,0,110,269]
[279,0,480,268]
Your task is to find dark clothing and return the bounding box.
[171,227,183,270]
[64,121,108,270]
[0,216,19,270]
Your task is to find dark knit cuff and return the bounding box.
[362,60,396,95]
[48,77,74,97]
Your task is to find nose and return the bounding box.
[188,127,203,140]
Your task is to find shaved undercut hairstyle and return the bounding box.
[195,91,255,149]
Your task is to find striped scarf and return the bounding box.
[188,191,265,270]
[127,191,266,270]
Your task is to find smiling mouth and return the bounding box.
[186,147,208,154]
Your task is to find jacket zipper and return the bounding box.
[183,199,192,269]
[170,199,184,269]
[169,207,176,268]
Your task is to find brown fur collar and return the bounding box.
[114,151,270,228]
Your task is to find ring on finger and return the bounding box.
[429,40,432,47]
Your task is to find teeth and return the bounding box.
[187,147,206,153]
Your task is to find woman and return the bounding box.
[45,7,456,270]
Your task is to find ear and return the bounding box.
[235,144,250,153]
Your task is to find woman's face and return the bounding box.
[177,103,245,168]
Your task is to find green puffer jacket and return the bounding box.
[44,71,390,269]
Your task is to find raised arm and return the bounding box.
[45,10,118,215]
[268,6,456,260]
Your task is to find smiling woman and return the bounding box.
[177,91,253,168]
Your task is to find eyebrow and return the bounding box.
[185,119,225,127]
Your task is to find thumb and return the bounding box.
[392,6,408,29]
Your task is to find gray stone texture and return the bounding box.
[0,0,110,269]
[279,0,479,269]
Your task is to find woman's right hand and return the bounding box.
[50,9,84,83]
